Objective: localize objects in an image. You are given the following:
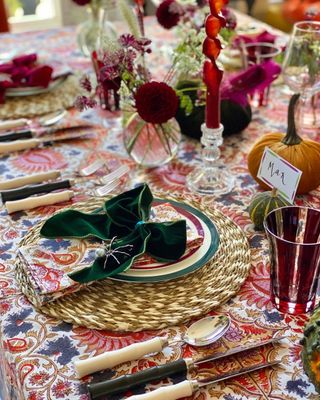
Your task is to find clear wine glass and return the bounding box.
[282,21,320,133]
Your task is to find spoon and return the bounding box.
[74,315,230,379]
[38,109,67,127]
[0,109,67,132]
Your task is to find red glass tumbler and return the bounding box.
[264,206,320,314]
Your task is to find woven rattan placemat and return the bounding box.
[16,195,251,332]
[0,75,79,119]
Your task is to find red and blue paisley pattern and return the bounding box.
[0,17,319,400]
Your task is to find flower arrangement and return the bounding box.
[72,0,115,7]
[76,0,182,166]
[156,0,237,40]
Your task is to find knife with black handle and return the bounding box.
[1,180,73,202]
[0,129,33,142]
[124,360,281,400]
[86,337,283,398]
[88,359,193,399]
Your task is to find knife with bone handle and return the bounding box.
[5,190,74,214]
[0,164,130,202]
[1,180,75,202]
[0,131,91,154]
[4,169,127,214]
[0,123,92,142]
[0,170,61,190]
[85,337,284,397]
[0,119,29,131]
[122,360,281,400]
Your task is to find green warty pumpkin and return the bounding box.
[248,190,290,230]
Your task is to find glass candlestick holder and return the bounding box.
[186,123,235,195]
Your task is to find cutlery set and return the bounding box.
[0,109,67,132]
[0,112,130,213]
[0,162,129,214]
[72,316,282,399]
[0,110,93,154]
[0,131,93,154]
[124,360,281,400]
[75,336,282,399]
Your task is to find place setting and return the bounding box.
[0,0,320,400]
[0,51,79,119]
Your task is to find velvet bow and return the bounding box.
[40,184,187,283]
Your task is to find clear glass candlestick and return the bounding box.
[187,123,235,195]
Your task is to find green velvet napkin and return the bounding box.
[40,184,187,283]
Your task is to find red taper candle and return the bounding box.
[203,0,226,129]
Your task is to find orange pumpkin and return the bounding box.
[247,94,320,195]
[282,0,320,23]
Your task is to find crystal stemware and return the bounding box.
[282,21,320,133]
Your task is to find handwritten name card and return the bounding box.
[257,147,302,203]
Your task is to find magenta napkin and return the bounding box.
[233,30,278,47]
[0,53,54,103]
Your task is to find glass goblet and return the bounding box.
[282,21,320,133]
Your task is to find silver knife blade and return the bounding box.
[37,123,93,136]
[195,336,285,365]
[38,130,93,142]
[198,360,281,387]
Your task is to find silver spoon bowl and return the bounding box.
[182,315,231,347]
[38,109,67,126]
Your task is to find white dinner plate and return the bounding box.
[111,198,220,283]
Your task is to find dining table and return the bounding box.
[0,10,320,400]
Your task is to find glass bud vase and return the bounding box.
[123,112,181,168]
[77,5,116,58]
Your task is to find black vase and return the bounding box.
[175,80,252,140]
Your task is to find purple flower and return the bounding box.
[100,65,119,81]
[119,34,137,48]
[80,75,92,92]
[74,95,97,111]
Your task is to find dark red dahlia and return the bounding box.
[135,81,179,124]
[221,7,237,30]
[156,0,181,30]
[72,0,91,5]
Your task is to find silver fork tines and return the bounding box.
[95,179,122,197]
[99,164,129,184]
[80,159,105,176]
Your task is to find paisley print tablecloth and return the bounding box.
[0,16,320,400]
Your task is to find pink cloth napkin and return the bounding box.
[0,53,54,103]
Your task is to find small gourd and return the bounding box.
[301,305,320,394]
[247,94,320,195]
[248,189,290,230]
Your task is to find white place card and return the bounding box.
[257,147,302,204]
